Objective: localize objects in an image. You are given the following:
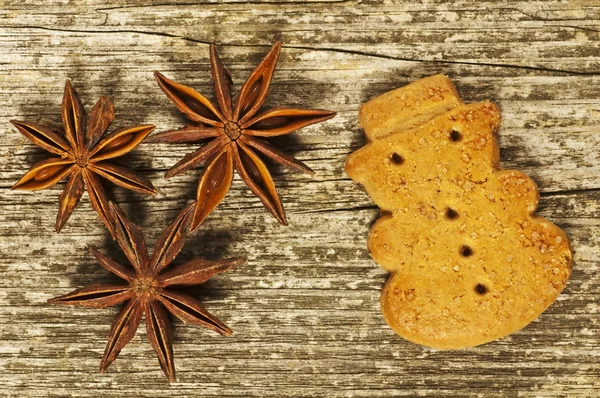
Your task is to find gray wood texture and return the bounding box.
[0,1,598,396]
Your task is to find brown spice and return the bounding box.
[48,202,244,382]
[150,42,336,231]
[11,80,157,236]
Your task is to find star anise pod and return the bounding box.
[11,80,157,236]
[150,42,336,231]
[48,202,244,382]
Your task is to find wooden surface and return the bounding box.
[0,1,599,396]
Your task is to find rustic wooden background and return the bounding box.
[0,1,598,397]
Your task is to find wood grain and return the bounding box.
[0,1,598,396]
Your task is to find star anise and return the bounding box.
[48,202,244,382]
[150,42,336,231]
[11,80,157,236]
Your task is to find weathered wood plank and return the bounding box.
[0,0,598,397]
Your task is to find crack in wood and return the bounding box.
[557,25,600,34]
[95,0,352,13]
[2,26,598,76]
[540,187,600,197]
[283,44,600,76]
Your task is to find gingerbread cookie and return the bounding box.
[346,77,572,349]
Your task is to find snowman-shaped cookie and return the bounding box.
[346,76,572,349]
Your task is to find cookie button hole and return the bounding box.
[391,153,404,165]
[460,245,473,257]
[450,129,462,142]
[475,284,488,295]
[445,208,458,220]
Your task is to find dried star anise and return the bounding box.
[11,80,157,236]
[150,41,336,231]
[48,202,244,381]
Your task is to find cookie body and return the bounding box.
[346,80,572,350]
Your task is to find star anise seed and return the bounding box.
[150,42,336,231]
[48,201,244,382]
[11,80,157,236]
